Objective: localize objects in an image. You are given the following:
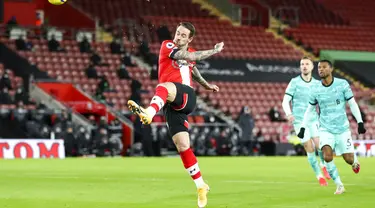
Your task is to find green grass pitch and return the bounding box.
[1,157,374,208]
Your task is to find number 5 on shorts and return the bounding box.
[347,138,352,147]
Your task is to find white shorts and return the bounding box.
[319,130,354,156]
[294,122,319,144]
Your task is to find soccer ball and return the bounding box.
[48,0,67,5]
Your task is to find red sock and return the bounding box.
[180,148,202,180]
[150,85,168,112]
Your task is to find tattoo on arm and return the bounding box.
[192,66,210,88]
[172,49,217,61]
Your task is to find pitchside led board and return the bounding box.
[0,139,65,159]
[195,59,319,82]
[195,59,350,82]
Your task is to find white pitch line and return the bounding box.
[1,174,167,182]
[223,180,363,186]
[2,174,369,187]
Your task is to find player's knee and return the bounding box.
[157,83,176,102]
[323,152,333,162]
[345,158,354,165]
[303,142,314,153]
[173,132,190,152]
[312,137,320,148]
[324,154,333,163]
[321,145,333,162]
[157,83,173,91]
[156,83,167,88]
[343,154,354,165]
[176,142,190,152]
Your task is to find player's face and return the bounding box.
[173,26,193,47]
[300,59,313,75]
[318,62,333,78]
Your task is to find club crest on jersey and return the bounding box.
[166,42,175,49]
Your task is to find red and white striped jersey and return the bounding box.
[158,40,196,87]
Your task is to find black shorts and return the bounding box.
[164,83,196,137]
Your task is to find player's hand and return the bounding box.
[297,127,305,139]
[358,122,366,134]
[287,114,294,123]
[214,42,224,53]
[206,84,219,92]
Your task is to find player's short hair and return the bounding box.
[178,22,196,38]
[300,56,313,64]
[301,56,312,61]
[319,59,333,68]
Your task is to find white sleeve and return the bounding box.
[282,94,292,116]
[301,104,316,128]
[348,98,363,123]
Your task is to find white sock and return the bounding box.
[316,174,324,179]
[194,176,205,188]
[149,95,165,118]
[146,107,157,118]
[353,153,359,165]
[334,176,343,186]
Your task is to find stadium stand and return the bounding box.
[284,25,375,55]
[262,0,346,25]
[74,0,213,21]
[72,0,304,60]
[276,0,375,55]
[320,0,375,27]
[143,16,304,60]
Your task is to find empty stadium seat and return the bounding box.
[262,0,345,25]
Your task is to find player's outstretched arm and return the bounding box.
[172,42,224,61]
[282,94,294,122]
[297,104,315,138]
[192,66,219,92]
[348,98,366,134]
